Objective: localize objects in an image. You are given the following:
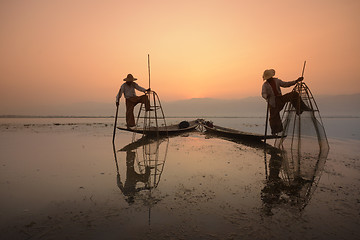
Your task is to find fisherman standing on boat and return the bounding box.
[261,69,310,135]
[116,74,151,128]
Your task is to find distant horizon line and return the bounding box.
[1,115,359,119]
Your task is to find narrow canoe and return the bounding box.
[203,123,281,141]
[117,120,199,136]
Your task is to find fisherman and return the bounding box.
[261,69,310,135]
[116,74,151,128]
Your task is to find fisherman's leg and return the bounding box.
[282,92,310,115]
[126,96,146,126]
[130,95,150,111]
[139,94,151,111]
[125,98,137,127]
[282,91,298,106]
[298,95,311,111]
[269,106,283,135]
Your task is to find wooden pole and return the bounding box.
[112,104,119,143]
[297,60,306,176]
[264,102,269,144]
[301,60,306,78]
[148,54,151,90]
[264,102,269,179]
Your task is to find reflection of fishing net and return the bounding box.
[270,82,329,210]
[279,145,328,209]
[144,141,160,155]
[262,146,328,212]
[136,138,169,189]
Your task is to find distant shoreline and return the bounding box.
[0,115,359,119]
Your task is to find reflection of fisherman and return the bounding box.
[116,74,151,128]
[117,150,151,204]
[261,148,285,215]
[261,69,311,135]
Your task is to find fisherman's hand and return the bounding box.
[296,77,304,82]
[116,101,119,107]
[146,88,151,92]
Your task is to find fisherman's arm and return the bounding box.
[134,82,149,93]
[279,77,303,88]
[116,85,124,106]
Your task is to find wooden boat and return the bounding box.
[203,122,281,141]
[117,120,199,136]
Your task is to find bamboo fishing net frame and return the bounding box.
[132,54,168,142]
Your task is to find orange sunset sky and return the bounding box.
[1,0,359,113]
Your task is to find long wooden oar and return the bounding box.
[263,102,270,179]
[264,102,270,144]
[112,104,119,143]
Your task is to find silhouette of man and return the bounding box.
[261,69,310,135]
[116,74,151,128]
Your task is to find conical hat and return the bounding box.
[123,74,137,82]
[263,69,275,80]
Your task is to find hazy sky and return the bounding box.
[1,0,359,112]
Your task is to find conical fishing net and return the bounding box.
[275,81,329,153]
[275,82,329,150]
[271,82,329,209]
[133,91,168,142]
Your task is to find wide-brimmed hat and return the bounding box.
[263,69,275,80]
[123,74,137,82]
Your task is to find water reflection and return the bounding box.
[112,136,169,204]
[262,143,329,215]
[116,149,151,204]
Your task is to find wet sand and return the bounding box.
[0,120,359,239]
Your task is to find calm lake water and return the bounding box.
[1,116,359,139]
[0,117,359,239]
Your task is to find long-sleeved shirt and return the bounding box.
[116,82,147,102]
[261,78,297,107]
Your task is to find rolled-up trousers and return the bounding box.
[125,95,150,127]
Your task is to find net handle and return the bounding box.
[148,54,151,90]
[301,61,306,78]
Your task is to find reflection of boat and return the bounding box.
[202,121,281,141]
[261,141,329,215]
[119,136,163,152]
[117,120,199,136]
